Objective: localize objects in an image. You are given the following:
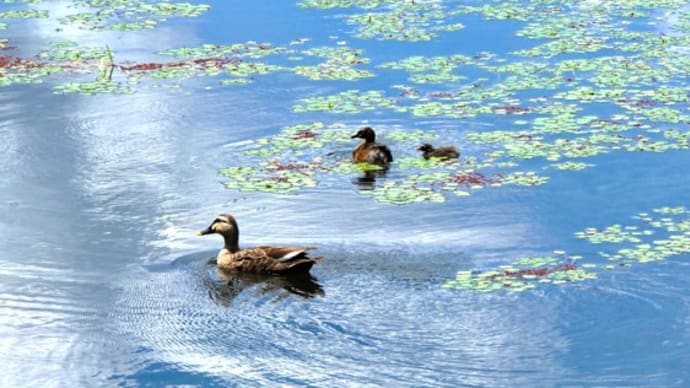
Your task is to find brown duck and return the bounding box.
[416,143,459,160]
[351,126,393,165]
[197,213,322,274]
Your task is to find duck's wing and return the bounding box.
[257,246,318,262]
[433,147,459,159]
[369,143,393,164]
[233,246,322,274]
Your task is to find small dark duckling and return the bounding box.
[351,126,393,165]
[198,213,322,274]
[416,143,459,160]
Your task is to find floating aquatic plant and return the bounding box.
[446,204,690,293]
[0,41,123,88]
[576,206,690,264]
[443,254,596,293]
[39,41,111,63]
[0,54,65,86]
[575,224,648,244]
[395,157,447,170]
[293,46,373,81]
[500,171,549,186]
[292,89,396,113]
[160,42,290,60]
[53,79,131,95]
[244,122,352,157]
[386,129,437,143]
[115,41,298,86]
[0,9,47,19]
[652,206,687,215]
[331,161,383,174]
[357,168,508,205]
[380,54,489,85]
[299,0,465,41]
[219,121,490,203]
[361,176,448,205]
[221,121,451,198]
[551,161,594,171]
[219,160,322,194]
[297,0,396,9]
[3,0,690,215]
[61,1,210,31]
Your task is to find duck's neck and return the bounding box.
[222,233,239,253]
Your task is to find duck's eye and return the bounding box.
[213,218,224,224]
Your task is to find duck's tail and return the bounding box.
[283,256,323,274]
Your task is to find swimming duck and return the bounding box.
[197,213,322,274]
[416,143,459,160]
[351,126,393,165]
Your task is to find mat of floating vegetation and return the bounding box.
[285,0,690,187]
[297,0,464,41]
[2,0,690,187]
[121,41,374,86]
[0,36,377,92]
[0,41,130,92]
[216,121,556,204]
[61,1,210,31]
[0,0,210,31]
[577,206,690,264]
[443,254,596,293]
[219,122,437,195]
[446,205,690,293]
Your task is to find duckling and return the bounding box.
[416,143,459,160]
[351,126,393,165]
[197,213,322,274]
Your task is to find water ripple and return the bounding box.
[104,248,588,386]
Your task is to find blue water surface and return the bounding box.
[1,1,690,386]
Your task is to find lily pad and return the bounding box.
[61,1,209,31]
[444,255,596,293]
[0,9,47,19]
[53,79,132,95]
[292,90,396,114]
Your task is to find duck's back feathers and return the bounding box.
[430,146,459,159]
[373,144,394,164]
[218,246,323,274]
[353,142,394,165]
[421,146,459,160]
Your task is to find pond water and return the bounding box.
[2,0,690,386]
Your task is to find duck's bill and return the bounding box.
[196,227,213,236]
[350,133,360,139]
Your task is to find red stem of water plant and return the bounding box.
[486,263,578,280]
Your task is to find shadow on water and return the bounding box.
[169,253,325,306]
[351,168,389,191]
[207,270,325,306]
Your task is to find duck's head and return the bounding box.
[416,143,434,153]
[351,126,376,142]
[197,213,239,237]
